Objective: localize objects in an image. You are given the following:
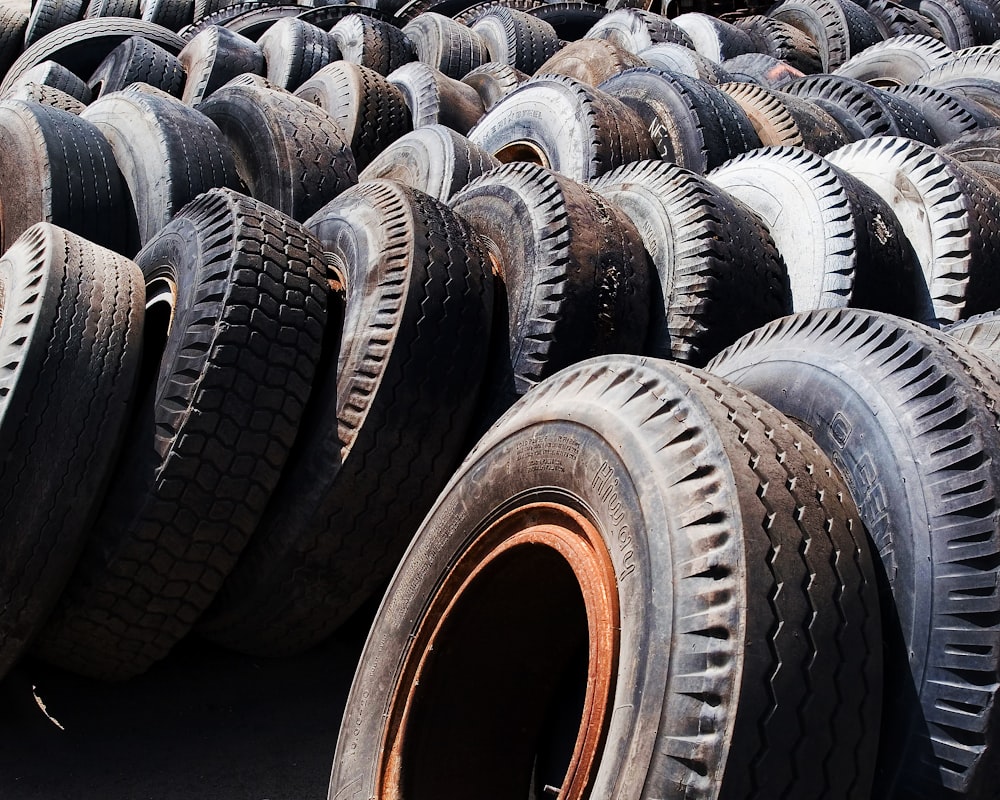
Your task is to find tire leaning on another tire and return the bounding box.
[328,355,882,800]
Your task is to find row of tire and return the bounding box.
[0,0,999,797]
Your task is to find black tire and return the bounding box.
[141,0,195,31]
[196,179,494,656]
[0,223,143,681]
[0,7,28,78]
[888,82,1000,143]
[358,123,498,200]
[387,60,485,132]
[460,59,527,109]
[599,67,761,173]
[671,12,757,61]
[176,0,267,38]
[296,60,412,170]
[193,0,247,22]
[733,14,824,73]
[88,35,186,98]
[769,0,884,70]
[82,85,241,255]
[296,4,396,29]
[916,49,1000,116]
[330,13,415,75]
[903,0,981,48]
[708,146,925,319]
[328,354,881,800]
[827,135,1000,325]
[719,80,852,153]
[4,60,92,103]
[940,126,1000,190]
[1,81,87,113]
[0,18,185,95]
[637,41,734,84]
[707,307,1000,799]
[85,0,142,18]
[198,80,357,221]
[592,159,789,364]
[468,72,655,182]
[866,0,944,38]
[177,24,264,105]
[525,0,607,40]
[0,99,128,253]
[222,4,311,40]
[943,309,1000,363]
[721,52,805,89]
[258,17,340,90]
[469,5,559,73]
[582,7,693,53]
[533,37,644,86]
[450,161,650,424]
[24,0,86,47]
[833,32,951,85]
[402,11,488,77]
[32,187,329,680]
[453,0,546,25]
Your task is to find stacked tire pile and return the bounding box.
[1,0,1000,796]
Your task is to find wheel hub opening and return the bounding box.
[493,140,551,169]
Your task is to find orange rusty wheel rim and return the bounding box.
[377,501,620,800]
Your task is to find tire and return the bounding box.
[88,35,186,98]
[1,82,87,113]
[328,354,881,800]
[387,60,485,133]
[258,17,340,90]
[769,0,884,70]
[0,7,27,78]
[904,0,988,48]
[827,135,1000,325]
[223,4,312,41]
[943,309,1000,363]
[582,7,693,53]
[592,159,790,364]
[672,12,757,62]
[866,0,944,38]
[887,83,1000,143]
[32,187,329,680]
[637,41,734,84]
[533,37,644,86]
[24,0,86,47]
[525,1,608,40]
[177,24,264,105]
[193,0,248,21]
[141,0,195,31]
[940,126,1000,190]
[4,60,92,103]
[196,179,494,656]
[82,85,241,256]
[719,80,852,154]
[330,13,415,75]
[733,14,825,73]
[0,223,143,681]
[468,73,655,182]
[469,6,559,73]
[358,123,498,200]
[176,0,267,38]
[402,11,488,78]
[916,49,1000,115]
[296,4,396,29]
[599,67,761,174]
[0,18,185,95]
[721,52,806,89]
[833,32,951,85]
[450,162,650,424]
[461,59,528,109]
[296,60,412,171]
[453,0,547,25]
[0,99,128,254]
[85,0,142,18]
[707,307,1000,799]
[707,146,925,319]
[198,80,357,222]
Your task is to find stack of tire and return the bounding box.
[0,0,999,795]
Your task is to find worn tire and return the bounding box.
[88,35,186,98]
[942,310,1000,363]
[258,17,340,90]
[733,14,824,73]
[721,52,806,89]
[4,60,92,103]
[402,11,487,77]
[887,82,1000,143]
[177,25,263,105]
[768,0,884,70]
[0,6,27,77]
[388,60,484,132]
[866,0,943,39]
[915,49,1000,116]
[85,0,142,18]
[141,0,195,31]
[330,13,415,75]
[637,42,733,84]
[32,188,329,680]
[833,32,951,85]
[470,5,559,73]
[582,7,692,53]
[940,126,1000,190]
[1,82,87,113]
[460,59,527,109]
[533,37,644,85]
[672,12,757,62]
[24,0,86,47]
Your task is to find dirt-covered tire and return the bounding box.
[329,13,414,76]
[637,42,733,84]
[257,17,340,90]
[591,159,789,364]
[195,180,494,656]
[582,7,692,53]
[1,82,86,112]
[460,59,527,109]
[468,72,654,182]
[0,223,143,681]
[733,14,824,73]
[887,83,1000,143]
[452,0,547,26]
[198,80,357,221]
[0,18,185,95]
[4,60,92,103]
[671,12,757,62]
[708,307,1000,799]
[296,60,411,171]
[833,32,951,84]
[942,309,1000,363]
[769,0,884,70]
[32,187,328,680]
[0,99,128,253]
[533,37,644,85]
[177,24,263,105]
[915,49,1000,116]
[24,0,86,47]
[708,146,925,319]
[359,124,498,200]
[387,60,485,132]
[82,85,240,255]
[328,354,881,800]
[827,135,1000,325]
[599,67,761,173]
[141,0,195,31]
[0,6,27,78]
[469,5,559,73]
[719,81,852,153]
[939,126,1000,189]
[866,0,943,39]
[88,35,186,98]
[402,11,487,77]
[450,162,649,424]
[721,52,806,88]
[905,0,999,48]
[85,0,142,18]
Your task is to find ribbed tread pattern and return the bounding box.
[141,0,195,32]
[32,188,329,679]
[583,7,694,53]
[88,35,186,98]
[944,309,1000,363]
[24,0,86,47]
[470,5,559,73]
[6,60,91,102]
[178,24,264,106]
[331,14,415,77]
[259,17,340,91]
[402,11,488,78]
[866,0,944,39]
[889,83,994,143]
[3,82,86,113]
[768,0,884,70]
[85,0,142,19]
[834,32,951,82]
[0,6,27,78]
[734,14,823,73]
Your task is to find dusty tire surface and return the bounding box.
[768,0,884,70]
[88,35,186,98]
[177,25,264,105]
[387,60,485,133]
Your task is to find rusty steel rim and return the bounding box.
[377,501,620,799]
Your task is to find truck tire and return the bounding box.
[330,13,415,76]
[177,25,264,105]
[88,35,186,98]
[768,0,884,70]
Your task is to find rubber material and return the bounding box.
[388,60,485,133]
[258,17,340,90]
[177,25,264,105]
[330,13,414,75]
[88,35,186,98]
